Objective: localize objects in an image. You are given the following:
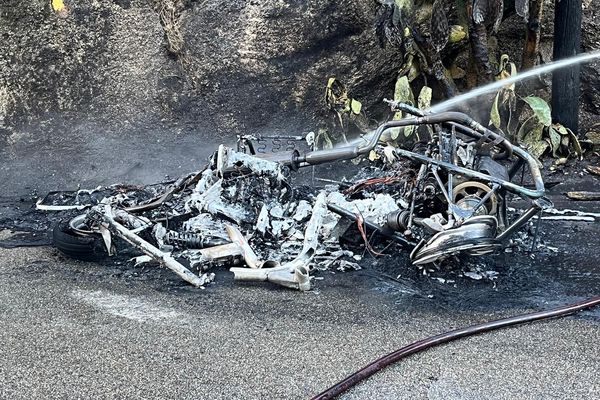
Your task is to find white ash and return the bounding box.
[183,213,229,240]
[327,191,399,226]
[292,200,312,222]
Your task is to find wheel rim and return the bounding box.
[68,214,96,236]
[453,181,498,215]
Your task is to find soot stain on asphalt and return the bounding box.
[362,224,600,319]
[2,195,600,322]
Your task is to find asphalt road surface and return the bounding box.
[0,227,599,400]
[1,154,599,399]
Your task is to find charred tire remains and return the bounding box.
[39,102,551,289]
[52,221,106,261]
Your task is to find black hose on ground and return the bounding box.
[310,295,600,400]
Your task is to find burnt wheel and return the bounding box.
[52,219,106,261]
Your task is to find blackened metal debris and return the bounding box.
[39,103,550,289]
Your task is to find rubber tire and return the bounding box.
[52,221,106,261]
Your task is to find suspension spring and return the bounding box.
[164,231,228,249]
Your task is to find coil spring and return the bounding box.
[164,231,227,249]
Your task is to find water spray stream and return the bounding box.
[338,51,600,149]
[430,50,600,113]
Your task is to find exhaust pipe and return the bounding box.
[295,111,515,167]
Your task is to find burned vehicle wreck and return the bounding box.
[39,103,549,290]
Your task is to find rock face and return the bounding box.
[0,0,403,193]
[0,0,401,135]
[0,0,598,194]
[179,0,403,132]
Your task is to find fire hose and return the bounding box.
[310,295,600,400]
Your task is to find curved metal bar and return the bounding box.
[298,112,544,198]
[394,148,544,198]
[299,112,515,164]
[416,112,514,159]
[384,102,514,159]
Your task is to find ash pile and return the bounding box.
[38,103,550,290]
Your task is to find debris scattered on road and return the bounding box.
[566,191,600,201]
[463,269,499,281]
[585,165,600,176]
[509,206,598,223]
